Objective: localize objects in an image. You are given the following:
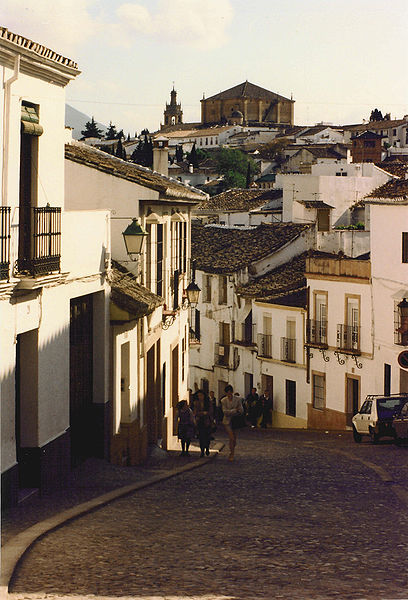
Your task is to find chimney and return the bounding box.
[153,136,169,177]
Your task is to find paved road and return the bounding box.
[9,430,408,600]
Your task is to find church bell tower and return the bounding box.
[163,85,183,127]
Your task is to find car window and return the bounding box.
[378,397,407,416]
[360,400,372,414]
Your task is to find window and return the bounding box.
[402,232,408,263]
[359,400,372,414]
[156,223,163,297]
[181,336,186,381]
[384,363,391,396]
[286,380,296,417]
[219,275,228,304]
[145,224,152,290]
[317,209,330,232]
[312,373,325,409]
[393,129,397,136]
[203,274,212,303]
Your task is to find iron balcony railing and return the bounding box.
[306,319,328,347]
[233,323,256,346]
[281,337,296,363]
[0,207,11,281]
[337,324,360,353]
[257,333,273,358]
[18,206,61,276]
[214,342,230,367]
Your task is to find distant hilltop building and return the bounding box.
[163,85,183,127]
[201,81,294,127]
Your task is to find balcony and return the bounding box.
[0,207,11,280]
[257,333,273,358]
[337,324,360,354]
[281,337,296,363]
[233,323,256,346]
[306,319,328,348]
[17,206,61,276]
[214,343,240,370]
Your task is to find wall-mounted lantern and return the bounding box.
[122,218,148,258]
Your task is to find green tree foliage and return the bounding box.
[187,142,199,168]
[370,109,383,122]
[257,138,288,162]
[81,116,103,139]
[106,121,118,140]
[130,133,153,168]
[175,145,184,163]
[215,148,258,191]
[115,138,124,158]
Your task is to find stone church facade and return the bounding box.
[201,81,294,127]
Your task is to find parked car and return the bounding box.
[393,400,408,446]
[352,394,408,443]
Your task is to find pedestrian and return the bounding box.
[177,400,195,456]
[221,385,244,462]
[259,389,273,429]
[246,387,259,428]
[193,389,214,457]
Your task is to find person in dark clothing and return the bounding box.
[259,390,273,428]
[193,389,214,457]
[246,387,259,428]
[177,400,195,456]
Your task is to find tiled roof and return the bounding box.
[292,146,345,159]
[109,262,164,319]
[191,222,312,274]
[351,130,383,140]
[65,142,205,201]
[375,159,408,178]
[297,200,334,209]
[366,178,408,203]
[0,26,79,71]
[237,251,338,306]
[203,81,293,103]
[346,118,408,132]
[256,174,276,182]
[196,188,282,212]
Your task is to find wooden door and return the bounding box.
[346,376,359,426]
[171,345,179,434]
[286,380,296,417]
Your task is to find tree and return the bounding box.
[187,142,199,168]
[129,133,153,168]
[81,116,103,139]
[214,148,259,191]
[115,138,124,158]
[258,138,288,162]
[370,109,383,122]
[106,121,118,140]
[175,144,184,163]
[246,161,252,188]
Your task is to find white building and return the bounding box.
[0,28,110,506]
[64,138,205,462]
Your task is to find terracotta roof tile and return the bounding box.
[366,178,408,203]
[196,188,282,212]
[65,143,205,201]
[203,81,293,103]
[109,262,164,318]
[191,222,312,274]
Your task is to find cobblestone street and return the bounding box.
[8,430,408,600]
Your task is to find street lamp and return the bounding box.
[185,259,201,308]
[122,218,148,258]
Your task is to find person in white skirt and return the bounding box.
[221,385,244,461]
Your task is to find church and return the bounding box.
[200,81,294,126]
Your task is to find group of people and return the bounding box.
[177,385,273,462]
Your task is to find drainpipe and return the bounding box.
[2,54,20,205]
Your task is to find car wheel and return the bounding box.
[352,425,362,443]
[369,426,379,444]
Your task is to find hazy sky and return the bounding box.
[2,0,407,134]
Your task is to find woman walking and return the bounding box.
[221,385,244,462]
[177,400,195,456]
[193,389,214,457]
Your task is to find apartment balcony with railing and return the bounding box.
[337,324,360,354]
[214,343,240,370]
[306,319,328,348]
[17,206,61,277]
[233,323,256,346]
[281,337,296,363]
[0,207,11,281]
[257,333,273,358]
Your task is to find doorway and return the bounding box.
[261,374,273,397]
[286,380,296,417]
[70,295,93,466]
[171,345,179,435]
[346,376,360,426]
[244,372,253,398]
[146,344,162,444]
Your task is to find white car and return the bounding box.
[352,394,408,443]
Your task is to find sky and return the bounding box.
[1,0,408,135]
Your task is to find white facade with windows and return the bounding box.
[0,29,110,506]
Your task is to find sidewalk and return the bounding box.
[2,441,222,546]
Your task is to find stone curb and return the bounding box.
[1,443,225,598]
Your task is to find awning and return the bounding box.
[21,104,43,136]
